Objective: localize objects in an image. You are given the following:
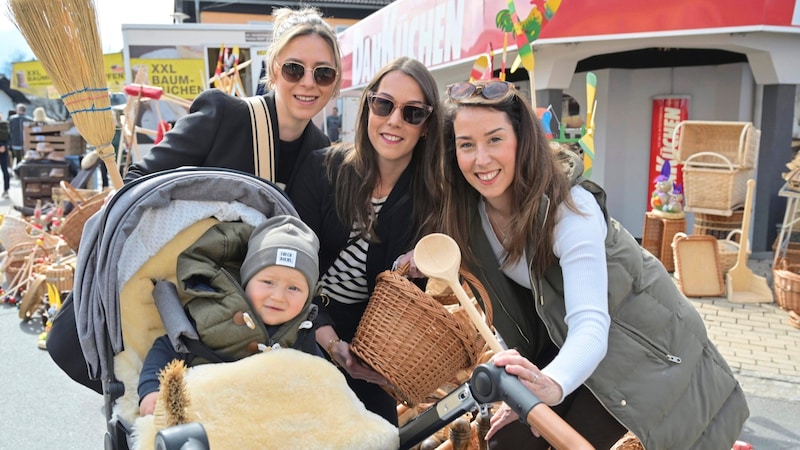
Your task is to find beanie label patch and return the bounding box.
[276,249,298,267]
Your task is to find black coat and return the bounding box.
[286,148,416,317]
[124,89,330,192]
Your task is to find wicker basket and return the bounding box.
[51,185,99,206]
[718,230,745,273]
[58,181,108,252]
[772,238,800,267]
[682,159,753,215]
[642,213,685,271]
[0,215,61,251]
[351,265,492,406]
[693,210,744,241]
[674,121,759,169]
[772,258,800,313]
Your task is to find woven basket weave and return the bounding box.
[773,259,800,313]
[682,157,752,215]
[718,230,745,273]
[58,181,108,252]
[351,265,492,406]
[693,210,744,241]
[674,121,759,169]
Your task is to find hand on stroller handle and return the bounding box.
[399,361,594,450]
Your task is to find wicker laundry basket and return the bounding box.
[674,121,759,169]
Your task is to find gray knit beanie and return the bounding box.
[240,215,320,294]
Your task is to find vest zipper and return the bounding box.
[613,318,682,364]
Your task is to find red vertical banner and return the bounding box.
[647,96,690,211]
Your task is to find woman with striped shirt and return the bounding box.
[287,56,443,425]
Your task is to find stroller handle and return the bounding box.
[399,363,594,450]
[471,363,594,449]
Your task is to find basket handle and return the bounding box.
[59,180,88,209]
[724,229,743,250]
[459,269,493,327]
[737,123,751,165]
[684,151,735,170]
[671,231,688,247]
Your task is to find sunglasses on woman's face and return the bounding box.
[279,61,338,87]
[366,92,433,126]
[446,81,516,104]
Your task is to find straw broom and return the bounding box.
[8,0,123,189]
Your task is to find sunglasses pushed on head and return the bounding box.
[447,80,517,104]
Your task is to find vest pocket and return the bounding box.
[613,318,682,364]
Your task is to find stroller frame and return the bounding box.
[70,168,297,450]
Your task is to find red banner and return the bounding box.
[338,0,800,89]
[647,96,690,211]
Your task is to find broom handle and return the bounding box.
[97,144,123,189]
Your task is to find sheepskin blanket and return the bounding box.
[131,349,399,450]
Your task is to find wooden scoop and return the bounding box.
[414,233,594,450]
[414,233,502,353]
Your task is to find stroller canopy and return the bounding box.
[72,168,297,380]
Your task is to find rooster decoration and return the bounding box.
[495,0,561,74]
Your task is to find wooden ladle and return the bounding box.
[414,233,503,353]
[413,233,594,450]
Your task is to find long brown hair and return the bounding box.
[326,56,443,244]
[440,85,575,275]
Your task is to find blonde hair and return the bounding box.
[264,7,342,95]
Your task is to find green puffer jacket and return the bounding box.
[467,151,748,449]
[176,221,317,363]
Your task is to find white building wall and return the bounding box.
[562,62,754,235]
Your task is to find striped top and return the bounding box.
[320,196,386,304]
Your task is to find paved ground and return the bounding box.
[681,257,800,403]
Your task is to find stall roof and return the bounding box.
[338,0,800,88]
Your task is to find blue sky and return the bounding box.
[0,0,173,77]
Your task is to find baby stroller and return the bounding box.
[70,168,398,450]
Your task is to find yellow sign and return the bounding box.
[130,58,206,100]
[12,53,127,98]
[105,53,126,93]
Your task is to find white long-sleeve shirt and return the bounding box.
[479,185,611,403]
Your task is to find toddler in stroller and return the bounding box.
[70,168,398,449]
[137,214,322,416]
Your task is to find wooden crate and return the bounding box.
[23,121,86,155]
[642,212,686,272]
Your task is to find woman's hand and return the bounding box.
[394,250,424,278]
[484,349,564,440]
[329,339,389,385]
[317,325,388,385]
[492,349,563,405]
[139,391,158,416]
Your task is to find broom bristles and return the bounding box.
[9,0,121,187]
